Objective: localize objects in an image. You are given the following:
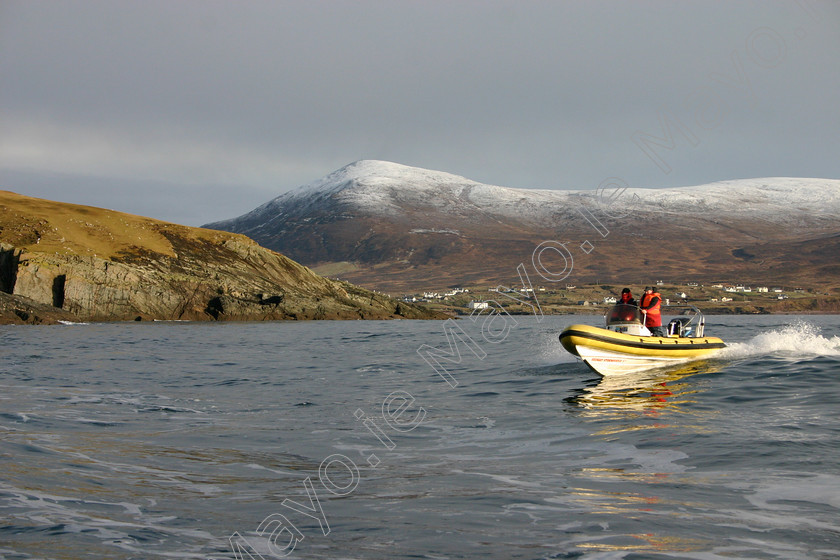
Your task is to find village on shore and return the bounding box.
[396,280,840,315]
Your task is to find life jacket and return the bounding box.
[639,291,661,326]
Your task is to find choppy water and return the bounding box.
[1,314,839,559]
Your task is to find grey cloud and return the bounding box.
[1,0,838,225]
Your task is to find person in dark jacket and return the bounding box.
[619,288,636,306]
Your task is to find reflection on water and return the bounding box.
[561,361,729,557]
[572,533,710,555]
[568,360,724,415]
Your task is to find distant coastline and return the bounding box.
[405,282,840,317]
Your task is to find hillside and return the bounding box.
[0,190,443,324]
[204,161,840,292]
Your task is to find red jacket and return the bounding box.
[639,291,662,327]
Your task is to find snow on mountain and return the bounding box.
[213,160,563,226]
[629,177,840,218]
[209,160,840,232]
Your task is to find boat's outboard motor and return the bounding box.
[667,318,692,337]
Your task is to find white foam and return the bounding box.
[746,473,840,511]
[718,321,840,360]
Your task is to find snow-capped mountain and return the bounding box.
[209,159,579,229]
[211,160,840,227]
[205,161,840,290]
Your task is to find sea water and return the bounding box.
[1,314,839,559]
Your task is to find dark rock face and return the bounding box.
[0,246,20,293]
[0,291,78,325]
[0,237,440,323]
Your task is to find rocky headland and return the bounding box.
[0,191,443,324]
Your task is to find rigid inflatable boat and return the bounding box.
[559,304,726,376]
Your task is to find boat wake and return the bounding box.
[718,321,840,361]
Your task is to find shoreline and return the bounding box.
[5,307,840,326]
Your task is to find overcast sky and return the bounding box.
[1,1,839,225]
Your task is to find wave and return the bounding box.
[718,321,840,360]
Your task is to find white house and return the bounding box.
[468,301,489,310]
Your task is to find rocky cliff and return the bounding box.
[0,191,442,324]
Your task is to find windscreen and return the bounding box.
[606,304,643,325]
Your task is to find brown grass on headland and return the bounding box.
[0,190,240,260]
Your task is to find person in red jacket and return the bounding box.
[639,286,664,336]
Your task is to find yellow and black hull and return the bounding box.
[559,324,726,376]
